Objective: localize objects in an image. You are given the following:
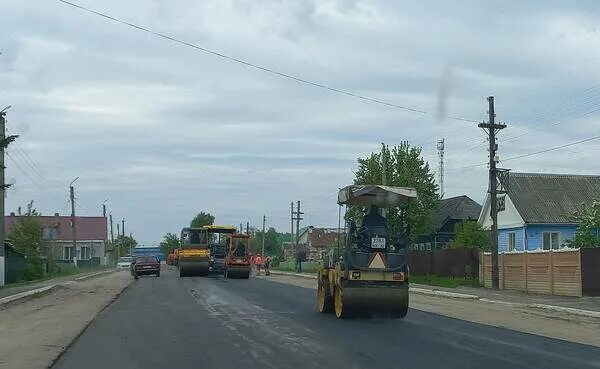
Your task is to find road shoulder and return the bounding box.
[0,271,132,369]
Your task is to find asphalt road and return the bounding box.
[52,268,600,369]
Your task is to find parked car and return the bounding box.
[131,256,161,279]
[116,256,133,270]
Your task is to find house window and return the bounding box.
[81,246,90,260]
[508,232,516,251]
[64,246,74,260]
[543,232,560,250]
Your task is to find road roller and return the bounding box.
[223,233,252,279]
[317,185,417,319]
[179,227,210,277]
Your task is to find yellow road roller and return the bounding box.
[179,227,210,277]
[317,185,417,319]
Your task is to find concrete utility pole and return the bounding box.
[109,212,114,243]
[437,138,445,198]
[261,215,266,256]
[292,200,304,273]
[0,106,17,286]
[478,96,506,290]
[381,144,387,218]
[69,177,79,266]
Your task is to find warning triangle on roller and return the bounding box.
[368,252,386,269]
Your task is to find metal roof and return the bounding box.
[434,195,482,230]
[337,185,417,207]
[508,172,600,223]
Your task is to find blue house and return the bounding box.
[478,173,600,251]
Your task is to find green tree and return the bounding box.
[10,210,42,258]
[251,227,281,256]
[10,208,44,280]
[567,199,600,248]
[448,221,490,250]
[351,142,439,240]
[115,235,138,256]
[190,212,215,228]
[159,233,180,255]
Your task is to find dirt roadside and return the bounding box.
[261,274,600,347]
[0,271,132,369]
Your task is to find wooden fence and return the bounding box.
[408,248,479,278]
[480,249,582,297]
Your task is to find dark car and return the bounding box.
[131,256,161,279]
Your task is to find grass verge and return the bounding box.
[410,274,479,288]
[273,260,320,274]
[1,265,110,289]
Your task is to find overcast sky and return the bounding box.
[1,0,599,244]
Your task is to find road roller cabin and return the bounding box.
[318,185,417,319]
[178,227,210,277]
[223,233,252,279]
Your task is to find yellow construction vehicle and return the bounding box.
[317,185,417,318]
[202,225,237,274]
[178,227,210,276]
[224,233,252,279]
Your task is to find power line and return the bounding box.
[446,134,600,172]
[57,0,479,124]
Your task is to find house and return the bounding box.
[478,172,600,251]
[414,195,482,249]
[4,213,108,265]
[297,226,344,261]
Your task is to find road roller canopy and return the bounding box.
[337,185,417,208]
[201,225,237,233]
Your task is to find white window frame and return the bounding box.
[81,246,91,260]
[507,232,516,251]
[542,232,560,250]
[64,246,74,260]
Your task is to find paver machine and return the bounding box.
[179,227,210,277]
[204,225,237,275]
[317,185,417,319]
[223,233,252,279]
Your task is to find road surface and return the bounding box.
[52,268,600,369]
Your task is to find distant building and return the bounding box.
[414,195,482,250]
[133,246,165,262]
[297,226,345,261]
[478,172,600,251]
[4,213,108,265]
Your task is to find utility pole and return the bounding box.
[69,177,79,266]
[0,106,17,286]
[246,221,249,235]
[478,96,506,290]
[437,138,445,198]
[261,215,266,256]
[381,144,387,217]
[292,200,304,272]
[122,218,125,238]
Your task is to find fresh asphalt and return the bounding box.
[52,268,600,369]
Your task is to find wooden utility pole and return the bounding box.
[478,96,506,290]
[261,215,266,256]
[70,177,79,266]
